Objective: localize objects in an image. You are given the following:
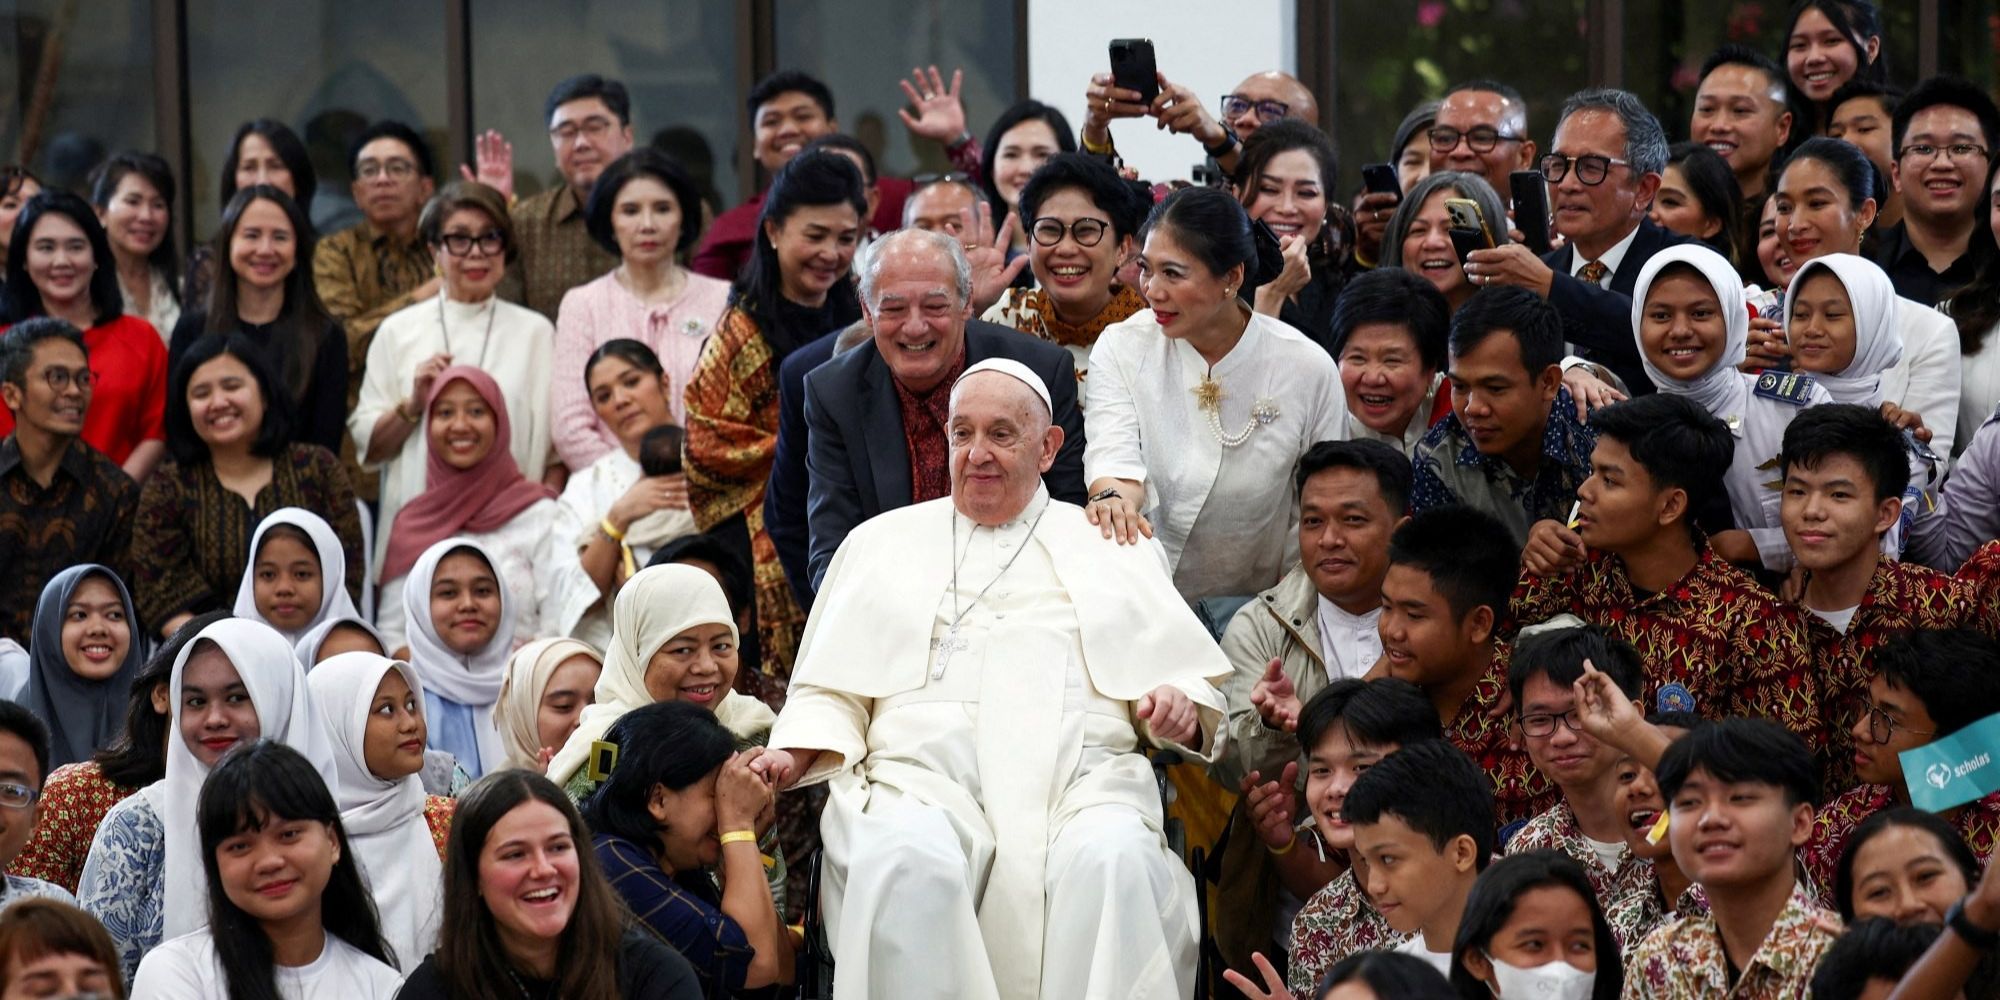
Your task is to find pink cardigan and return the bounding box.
[550,268,733,470]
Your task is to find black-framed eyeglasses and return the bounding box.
[1540,153,1632,186]
[1519,710,1587,738]
[549,117,617,143]
[913,171,972,188]
[1898,142,1990,162]
[1221,94,1291,122]
[35,365,93,393]
[1030,217,1109,248]
[1856,698,1936,746]
[357,159,418,181]
[440,231,507,257]
[0,783,39,810]
[1429,125,1526,154]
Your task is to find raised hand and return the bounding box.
[1241,762,1299,850]
[459,130,515,202]
[1249,657,1301,732]
[957,202,1029,313]
[1221,951,1297,1000]
[896,66,969,145]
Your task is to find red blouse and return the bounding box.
[11,761,140,894]
[0,314,168,464]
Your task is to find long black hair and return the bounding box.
[219,120,318,221]
[979,100,1077,219]
[164,331,298,465]
[1666,141,1744,265]
[1449,851,1623,1000]
[731,149,864,356]
[1945,157,2000,357]
[580,701,736,851]
[198,741,391,999]
[89,151,182,308]
[0,191,124,326]
[204,185,328,405]
[1833,806,1980,922]
[93,609,229,788]
[1784,1,1887,93]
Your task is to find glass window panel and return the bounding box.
[185,0,447,234]
[470,0,740,212]
[1938,1,1996,97]
[1,0,154,195]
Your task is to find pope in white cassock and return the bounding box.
[752,357,1230,1000]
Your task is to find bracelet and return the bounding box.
[1081,132,1118,157]
[1352,248,1377,270]
[1266,832,1296,856]
[598,517,627,543]
[395,400,419,424]
[1949,895,1999,950]
[946,131,974,151]
[1088,487,1122,504]
[719,830,759,847]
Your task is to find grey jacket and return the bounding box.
[1216,563,1329,789]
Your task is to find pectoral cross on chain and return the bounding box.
[932,627,969,680]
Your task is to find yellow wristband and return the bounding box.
[1352,248,1377,270]
[719,830,759,847]
[1266,832,1296,856]
[1081,133,1117,157]
[599,517,627,542]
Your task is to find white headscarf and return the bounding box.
[307,652,441,970]
[1784,253,1903,407]
[231,508,362,647]
[142,618,336,940]
[546,564,770,784]
[498,637,602,772]
[292,616,387,668]
[401,537,514,772]
[1631,244,1750,417]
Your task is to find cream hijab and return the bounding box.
[546,564,770,784]
[231,508,363,647]
[145,618,336,940]
[498,638,603,771]
[1784,253,1903,407]
[307,652,442,970]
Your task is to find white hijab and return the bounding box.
[307,652,441,970]
[1784,253,1903,407]
[402,537,514,772]
[143,618,336,940]
[546,564,770,784]
[292,616,388,668]
[1631,243,1751,417]
[498,637,602,771]
[231,508,362,647]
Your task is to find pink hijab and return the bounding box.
[382,365,555,581]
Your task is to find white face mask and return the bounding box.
[1486,954,1596,1000]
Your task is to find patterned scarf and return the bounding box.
[1013,284,1148,347]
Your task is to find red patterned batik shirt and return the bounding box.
[1287,866,1407,995]
[1802,784,2000,909]
[1443,645,1560,832]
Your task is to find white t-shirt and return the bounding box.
[1585,835,1626,875]
[135,928,404,999]
[1316,597,1384,684]
[1394,933,1456,976]
[1811,605,1861,634]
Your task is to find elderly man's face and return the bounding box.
[1431,89,1535,196]
[1224,72,1316,139]
[948,372,1062,526]
[905,182,978,237]
[1549,109,1658,258]
[866,241,972,393]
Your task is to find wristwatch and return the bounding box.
[1203,129,1239,159]
[1948,895,1999,950]
[1088,487,1122,504]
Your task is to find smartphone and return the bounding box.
[1445,196,1494,265]
[1510,170,1551,255]
[1108,39,1160,105]
[1361,163,1401,198]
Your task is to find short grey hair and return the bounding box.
[1558,87,1668,178]
[859,227,972,308]
[1379,170,1512,271]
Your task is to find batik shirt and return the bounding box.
[1411,386,1597,546]
[1512,543,1819,752]
[1287,867,1407,995]
[1444,645,1561,832]
[1802,785,2000,909]
[1623,884,1837,999]
[1603,874,1709,955]
[1507,800,1653,911]
[74,792,164,981]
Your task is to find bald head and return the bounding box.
[1225,71,1319,138]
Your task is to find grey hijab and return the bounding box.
[21,565,142,769]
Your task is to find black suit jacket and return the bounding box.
[1541,217,1692,396]
[801,320,1085,592]
[766,325,850,612]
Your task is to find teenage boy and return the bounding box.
[1505,624,1652,910]
[1779,404,1976,790]
[1269,678,1443,995]
[1344,739,1497,976]
[1690,44,1796,269]
[1623,718,1837,998]
[1381,505,1557,828]
[1514,393,1820,750]
[0,699,73,909]
[1801,629,2000,904]
[1872,75,2000,307]
[1410,287,1597,547]
[1600,711,1705,950]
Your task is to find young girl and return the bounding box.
[1629,245,1834,569]
[76,618,335,980]
[307,652,451,969]
[132,741,401,998]
[20,565,142,771]
[233,508,360,646]
[401,539,513,778]
[497,638,603,772]
[1449,851,1623,1000]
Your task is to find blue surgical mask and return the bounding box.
[1485,954,1595,1000]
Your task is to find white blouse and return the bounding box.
[1956,325,2000,460]
[349,295,555,578]
[551,449,698,647]
[1881,296,1962,467]
[1084,309,1346,599]
[135,929,403,999]
[375,499,592,654]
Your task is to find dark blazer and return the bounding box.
[1541,217,1692,396]
[766,325,848,612]
[801,320,1085,593]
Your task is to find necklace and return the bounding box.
[1193,372,1281,448]
[436,294,497,370]
[506,966,554,1000]
[935,497,1049,679]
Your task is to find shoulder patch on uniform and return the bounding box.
[1752,371,1817,406]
